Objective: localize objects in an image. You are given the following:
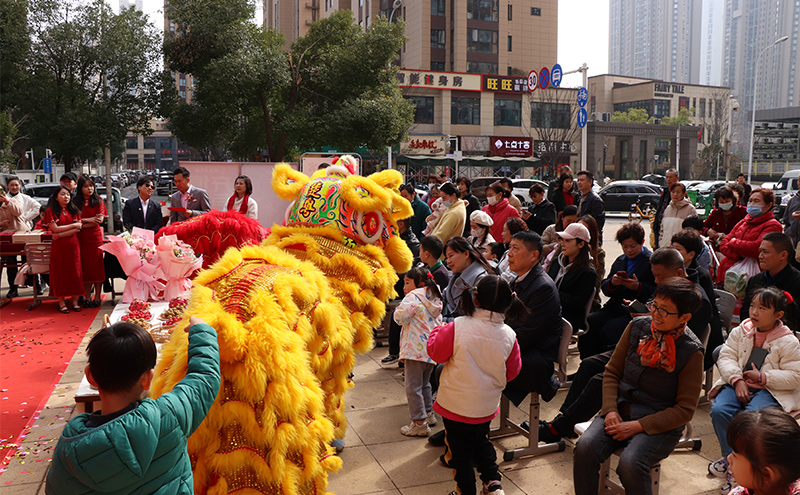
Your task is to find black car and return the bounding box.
[598,180,662,212]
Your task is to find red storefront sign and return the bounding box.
[490,137,533,157]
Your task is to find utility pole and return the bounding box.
[676,126,680,176]
[561,63,589,172]
[724,95,739,181]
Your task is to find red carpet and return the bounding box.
[0,297,104,470]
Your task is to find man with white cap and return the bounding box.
[546,223,597,334]
[467,210,495,252]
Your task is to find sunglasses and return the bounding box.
[144,184,154,189]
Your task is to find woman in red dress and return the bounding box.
[43,185,83,313]
[73,176,106,307]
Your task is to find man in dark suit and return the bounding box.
[741,232,800,329]
[575,170,605,236]
[521,183,556,235]
[505,230,563,403]
[123,176,162,234]
[169,166,211,224]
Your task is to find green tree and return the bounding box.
[610,108,650,123]
[164,6,413,161]
[13,0,165,171]
[662,107,694,126]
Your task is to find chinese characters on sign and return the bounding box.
[400,135,448,156]
[482,75,529,94]
[396,70,481,91]
[490,137,533,157]
[533,140,577,158]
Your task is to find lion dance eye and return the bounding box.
[355,211,384,244]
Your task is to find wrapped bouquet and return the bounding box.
[100,227,165,302]
[156,234,203,301]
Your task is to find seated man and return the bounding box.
[740,232,800,330]
[504,230,563,404]
[536,248,713,444]
[581,223,656,359]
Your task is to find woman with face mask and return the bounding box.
[717,188,783,283]
[481,182,520,241]
[429,183,467,247]
[467,210,495,252]
[703,186,747,249]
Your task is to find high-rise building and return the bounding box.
[263,0,557,75]
[119,0,143,11]
[700,0,724,86]
[608,0,702,84]
[722,0,799,113]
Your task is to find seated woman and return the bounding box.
[717,188,782,284]
[703,186,746,252]
[546,223,596,333]
[541,205,578,259]
[573,277,705,495]
[467,210,495,253]
[496,217,529,284]
[579,215,606,312]
[441,236,492,322]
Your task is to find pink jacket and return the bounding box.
[482,198,519,241]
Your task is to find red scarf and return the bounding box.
[227,194,249,214]
[637,319,686,372]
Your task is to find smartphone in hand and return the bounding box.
[616,270,629,279]
[627,299,649,314]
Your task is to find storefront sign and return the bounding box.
[396,70,481,91]
[490,137,533,157]
[483,75,529,94]
[533,140,577,157]
[400,135,448,156]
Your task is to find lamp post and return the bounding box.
[724,95,739,180]
[389,0,401,22]
[747,35,789,183]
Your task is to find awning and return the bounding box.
[395,155,541,167]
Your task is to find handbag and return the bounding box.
[723,257,761,299]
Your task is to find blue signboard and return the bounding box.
[551,64,563,87]
[43,158,52,174]
[539,67,550,89]
[577,87,588,107]
[577,108,588,128]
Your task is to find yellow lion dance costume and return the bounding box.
[151,157,413,495]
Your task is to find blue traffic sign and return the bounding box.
[577,108,588,128]
[577,87,588,107]
[43,158,52,174]
[539,67,550,89]
[551,64,563,87]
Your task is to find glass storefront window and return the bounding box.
[405,96,435,124]
[494,99,521,126]
[451,97,481,125]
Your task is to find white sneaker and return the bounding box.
[400,420,430,437]
[708,457,729,478]
[427,411,438,426]
[720,473,737,494]
[482,480,505,495]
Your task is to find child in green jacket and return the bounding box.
[46,317,221,495]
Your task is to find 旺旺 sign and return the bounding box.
[400,135,448,156]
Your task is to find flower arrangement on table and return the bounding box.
[100,227,165,302]
[156,235,203,301]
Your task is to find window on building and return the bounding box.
[467,61,498,74]
[467,0,499,21]
[179,77,186,87]
[451,96,481,125]
[653,100,671,118]
[467,29,498,53]
[405,96,435,124]
[431,61,446,71]
[143,137,156,149]
[126,137,138,149]
[179,90,186,99]
[431,29,446,48]
[531,102,570,129]
[699,99,706,118]
[531,6,541,15]
[508,4,512,20]
[507,35,512,51]
[495,98,521,126]
[431,0,445,16]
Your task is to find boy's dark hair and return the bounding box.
[420,235,444,259]
[400,183,416,196]
[318,162,331,170]
[87,322,157,393]
[615,222,645,245]
[681,215,704,231]
[727,408,800,493]
[173,166,190,178]
[456,176,471,190]
[47,185,80,217]
[751,286,792,325]
[737,173,746,178]
[405,266,442,301]
[762,232,795,258]
[671,229,704,260]
[459,275,529,324]
[652,277,702,315]
[650,247,685,272]
[137,176,154,189]
[487,242,506,258]
[439,182,458,196]
[511,231,543,258]
[530,183,545,196]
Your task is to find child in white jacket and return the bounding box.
[393,266,444,437]
[708,287,800,493]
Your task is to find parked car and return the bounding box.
[156,171,173,196]
[511,178,548,205]
[95,186,125,232]
[25,182,63,207]
[641,174,666,187]
[681,180,703,190]
[598,180,661,212]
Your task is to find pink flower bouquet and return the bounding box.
[100,227,165,302]
[156,234,203,300]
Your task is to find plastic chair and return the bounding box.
[714,289,737,337]
[24,242,51,311]
[489,318,573,461]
